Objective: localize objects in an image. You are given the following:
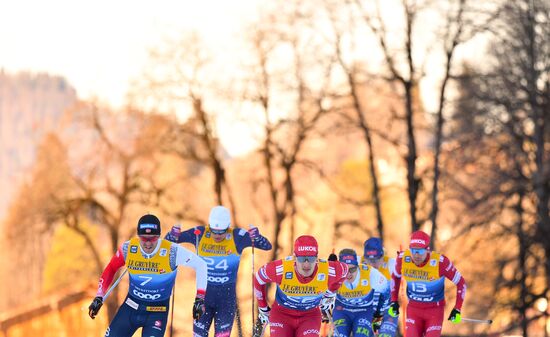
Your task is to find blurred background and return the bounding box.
[0,0,548,336]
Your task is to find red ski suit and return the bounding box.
[391,250,466,337]
[254,257,348,337]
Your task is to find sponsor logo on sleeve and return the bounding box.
[285,272,293,279]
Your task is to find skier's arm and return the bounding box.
[439,255,466,310]
[390,252,404,302]
[175,226,204,245]
[327,261,349,292]
[175,245,208,296]
[95,246,126,297]
[254,260,282,308]
[234,227,272,253]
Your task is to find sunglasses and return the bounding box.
[410,248,427,255]
[365,256,382,262]
[348,266,358,273]
[296,256,317,263]
[139,235,159,243]
[210,228,228,235]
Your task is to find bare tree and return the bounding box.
[242,0,337,260]
[447,0,550,332]
[133,33,240,224]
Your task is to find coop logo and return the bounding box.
[133,289,161,300]
[271,322,284,328]
[207,276,230,283]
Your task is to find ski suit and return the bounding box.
[172,226,271,337]
[254,256,349,337]
[333,264,387,337]
[95,238,207,337]
[391,250,466,337]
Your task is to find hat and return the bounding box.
[409,230,430,249]
[137,214,161,236]
[208,206,231,231]
[339,248,359,266]
[364,237,384,259]
[294,235,318,256]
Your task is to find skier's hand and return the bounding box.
[192,295,205,320]
[448,308,461,324]
[373,312,383,332]
[320,291,336,319]
[248,225,260,241]
[388,301,399,317]
[88,296,103,319]
[165,225,181,242]
[258,306,270,324]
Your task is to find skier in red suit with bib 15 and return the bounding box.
[388,230,467,337]
[253,235,349,337]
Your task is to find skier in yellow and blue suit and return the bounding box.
[166,205,272,337]
[88,214,208,337]
[333,248,388,337]
[362,238,398,337]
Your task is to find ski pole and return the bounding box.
[169,225,181,337]
[461,317,493,324]
[103,268,128,301]
[250,224,256,330]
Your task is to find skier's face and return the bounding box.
[365,256,383,269]
[139,235,159,253]
[410,248,428,265]
[295,255,317,277]
[209,227,228,242]
[346,264,358,281]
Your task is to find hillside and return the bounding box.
[0,70,77,219]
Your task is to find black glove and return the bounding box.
[448,308,461,323]
[373,312,383,332]
[88,296,103,319]
[388,301,399,317]
[192,296,205,320]
[328,253,338,261]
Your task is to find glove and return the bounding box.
[258,306,270,324]
[248,225,260,241]
[328,253,338,261]
[88,296,103,319]
[165,225,181,242]
[373,312,383,332]
[320,291,336,319]
[448,308,461,323]
[192,296,205,320]
[388,301,399,317]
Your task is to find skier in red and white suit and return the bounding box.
[253,235,349,337]
[389,230,467,337]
